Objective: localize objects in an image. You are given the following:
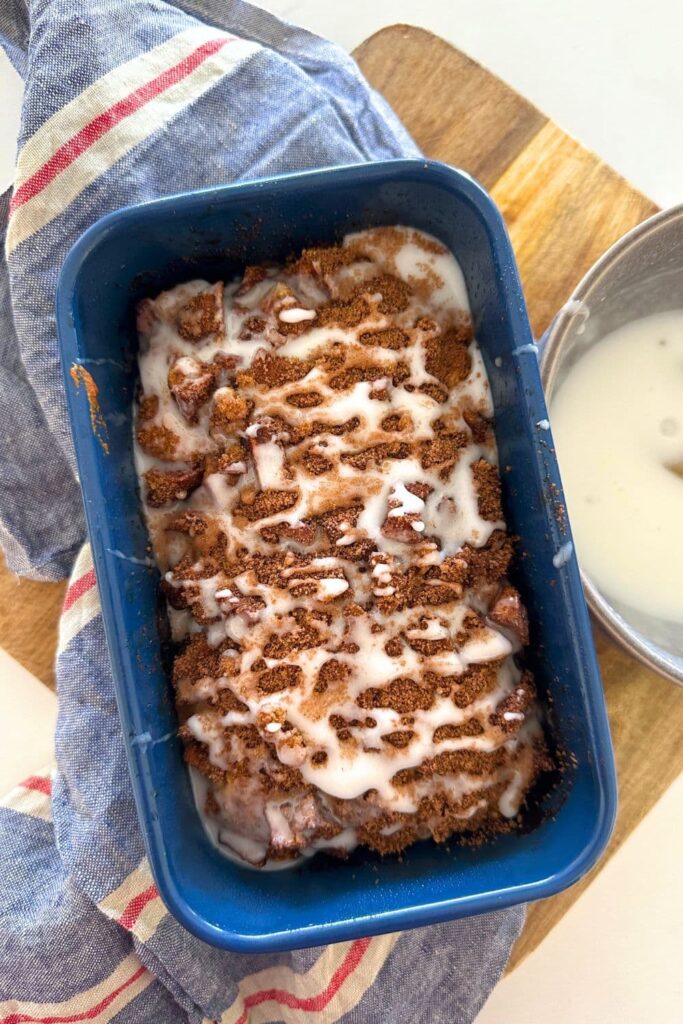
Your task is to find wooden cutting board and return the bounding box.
[1,22,681,970]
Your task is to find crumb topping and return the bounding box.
[134,225,548,866]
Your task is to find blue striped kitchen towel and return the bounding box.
[0,1,524,1021]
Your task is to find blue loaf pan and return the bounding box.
[57,159,617,953]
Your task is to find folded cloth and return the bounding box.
[0,2,525,1021]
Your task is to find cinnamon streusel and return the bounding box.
[134,226,550,867]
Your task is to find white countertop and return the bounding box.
[1,1,683,205]
[475,772,683,1024]
[258,0,683,209]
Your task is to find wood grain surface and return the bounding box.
[0,21,680,971]
[0,556,65,689]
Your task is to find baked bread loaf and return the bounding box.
[134,227,549,866]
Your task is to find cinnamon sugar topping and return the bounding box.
[134,226,549,867]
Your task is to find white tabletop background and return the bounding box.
[1,2,682,1020]
[2,0,683,206]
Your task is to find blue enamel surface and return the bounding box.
[56,160,617,952]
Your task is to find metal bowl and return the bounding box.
[541,204,683,686]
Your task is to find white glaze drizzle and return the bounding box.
[134,226,544,866]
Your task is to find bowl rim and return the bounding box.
[56,157,618,950]
[540,202,683,687]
